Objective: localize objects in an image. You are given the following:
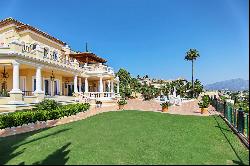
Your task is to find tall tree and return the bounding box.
[193,79,204,98]
[116,68,132,98]
[184,49,200,98]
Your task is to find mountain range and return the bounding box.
[205,78,249,91]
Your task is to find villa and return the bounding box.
[0,17,120,110]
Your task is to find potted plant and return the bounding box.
[117,99,127,110]
[96,100,102,108]
[160,101,171,112]
[198,95,210,114]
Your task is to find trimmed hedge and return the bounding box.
[0,103,90,129]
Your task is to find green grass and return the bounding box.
[0,110,249,165]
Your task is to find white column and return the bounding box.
[78,78,82,92]
[110,80,114,93]
[103,80,106,92]
[84,78,88,93]
[99,76,103,93]
[74,75,78,93]
[34,67,43,93]
[108,80,111,92]
[8,61,25,104]
[10,61,21,93]
[117,81,119,94]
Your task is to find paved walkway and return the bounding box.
[123,98,219,116]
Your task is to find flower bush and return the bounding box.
[198,95,210,108]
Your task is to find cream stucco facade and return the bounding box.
[0,18,119,108]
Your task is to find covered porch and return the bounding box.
[0,60,119,105]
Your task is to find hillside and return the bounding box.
[205,78,249,91]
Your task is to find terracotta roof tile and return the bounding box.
[0,17,66,46]
[69,52,107,63]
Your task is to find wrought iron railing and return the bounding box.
[23,91,33,96]
[211,98,249,144]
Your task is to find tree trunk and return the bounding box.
[192,59,194,98]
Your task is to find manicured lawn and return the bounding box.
[0,110,249,165]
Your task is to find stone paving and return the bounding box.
[0,98,219,137]
[124,98,219,116]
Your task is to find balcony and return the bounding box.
[0,41,115,76]
[80,63,115,75]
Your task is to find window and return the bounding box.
[53,51,58,60]
[33,78,36,91]
[44,48,49,58]
[31,43,37,50]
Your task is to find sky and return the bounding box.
[0,0,249,85]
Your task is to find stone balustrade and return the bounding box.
[0,41,115,75]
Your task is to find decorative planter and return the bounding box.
[119,104,125,110]
[162,107,168,112]
[201,108,208,114]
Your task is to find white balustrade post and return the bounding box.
[74,75,78,93]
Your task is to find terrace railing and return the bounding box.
[211,98,249,147]
[23,91,33,97]
[84,92,115,99]
[0,41,115,76]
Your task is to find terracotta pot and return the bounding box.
[162,107,168,112]
[201,108,208,114]
[119,104,125,110]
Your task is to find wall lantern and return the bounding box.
[50,70,55,81]
[1,66,9,80]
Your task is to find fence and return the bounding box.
[211,98,249,146]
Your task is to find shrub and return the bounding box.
[117,99,127,105]
[34,99,61,111]
[160,101,171,108]
[0,103,90,129]
[198,95,210,108]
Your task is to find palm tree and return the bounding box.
[184,49,200,98]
